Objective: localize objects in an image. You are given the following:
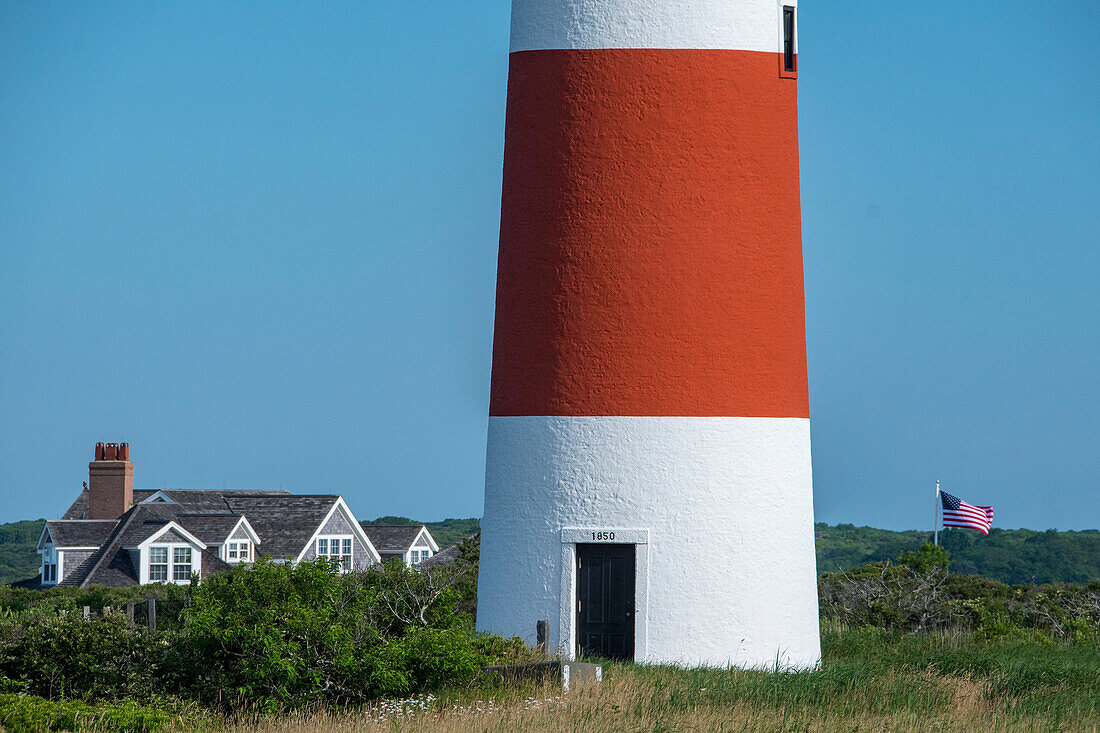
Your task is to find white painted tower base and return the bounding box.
[477,417,821,669]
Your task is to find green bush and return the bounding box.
[0,558,522,711]
[0,692,199,733]
[820,544,1100,640]
[181,557,510,708]
[0,611,172,700]
[0,584,192,631]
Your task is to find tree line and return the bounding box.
[4,518,1100,586]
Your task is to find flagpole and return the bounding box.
[934,479,940,546]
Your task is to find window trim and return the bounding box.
[316,535,354,571]
[173,547,193,580]
[149,546,169,581]
[779,3,798,79]
[226,540,252,562]
[145,543,199,585]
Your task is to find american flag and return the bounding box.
[941,491,994,535]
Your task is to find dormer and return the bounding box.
[132,522,207,585]
[220,516,261,563]
[141,490,178,505]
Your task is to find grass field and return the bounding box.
[5,625,1099,732]
[218,625,1100,732]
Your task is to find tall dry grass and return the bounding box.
[220,664,1100,733]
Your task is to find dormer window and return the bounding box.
[147,543,198,584]
[317,536,353,570]
[227,541,251,562]
[173,548,192,580]
[150,547,169,581]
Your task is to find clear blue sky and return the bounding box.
[1,2,1096,530]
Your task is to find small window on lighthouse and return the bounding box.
[783,6,796,74]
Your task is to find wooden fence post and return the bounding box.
[147,598,156,631]
[126,603,135,623]
[83,606,90,620]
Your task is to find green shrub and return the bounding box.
[0,584,192,631]
[182,557,508,708]
[0,611,172,700]
[820,544,1100,640]
[0,692,197,733]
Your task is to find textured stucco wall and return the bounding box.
[510,0,794,52]
[491,47,805,418]
[478,416,820,669]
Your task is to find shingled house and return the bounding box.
[36,442,381,588]
[362,524,439,566]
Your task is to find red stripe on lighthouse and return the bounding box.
[490,49,808,418]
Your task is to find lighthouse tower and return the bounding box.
[477,0,820,668]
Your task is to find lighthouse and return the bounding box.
[477,0,820,668]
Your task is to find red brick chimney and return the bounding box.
[88,442,133,519]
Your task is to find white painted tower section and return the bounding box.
[479,417,819,668]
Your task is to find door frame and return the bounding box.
[560,528,649,663]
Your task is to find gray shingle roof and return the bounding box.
[158,489,291,512]
[177,514,247,545]
[59,508,141,587]
[54,489,349,587]
[44,520,117,548]
[199,548,231,580]
[418,543,461,569]
[362,525,427,553]
[221,494,340,560]
[61,488,291,520]
[62,489,157,520]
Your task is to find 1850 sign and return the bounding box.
[590,531,616,541]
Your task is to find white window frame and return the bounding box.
[226,540,252,562]
[316,535,353,570]
[172,546,193,580]
[147,543,197,584]
[149,546,170,581]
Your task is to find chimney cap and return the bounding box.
[94,441,130,461]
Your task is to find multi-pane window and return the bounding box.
[409,549,430,565]
[149,547,169,581]
[173,547,192,580]
[317,537,353,569]
[227,541,251,562]
[42,564,58,582]
[149,545,194,583]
